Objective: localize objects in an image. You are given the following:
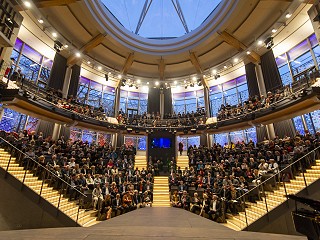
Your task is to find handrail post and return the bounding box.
[38,170,45,202]
[76,198,81,225]
[242,195,249,230]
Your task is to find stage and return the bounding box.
[0,207,306,239]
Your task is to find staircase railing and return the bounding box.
[0,136,87,225]
[234,145,320,230]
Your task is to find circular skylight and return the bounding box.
[101,0,222,39]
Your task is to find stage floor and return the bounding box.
[0,207,306,240]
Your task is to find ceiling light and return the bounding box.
[258,40,263,45]
[118,74,122,79]
[24,1,31,8]
[108,72,111,75]
[174,81,177,85]
[97,66,102,70]
[137,79,141,84]
[64,44,68,48]
[38,19,44,24]
[87,61,91,64]
[155,81,159,86]
[212,69,217,75]
[224,65,227,69]
[246,51,251,55]
[52,32,57,38]
[192,76,197,81]
[75,52,81,58]
[272,29,277,33]
[285,13,292,19]
[165,82,167,85]
[147,82,149,85]
[184,80,187,83]
[234,58,239,63]
[203,75,206,78]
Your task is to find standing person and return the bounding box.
[178,141,183,156]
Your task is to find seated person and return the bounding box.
[100,194,112,220]
[190,192,202,213]
[112,193,124,216]
[171,191,181,208]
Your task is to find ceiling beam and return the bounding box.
[67,33,105,66]
[218,31,260,63]
[158,58,165,81]
[121,53,134,75]
[189,52,209,87]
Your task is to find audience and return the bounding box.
[169,130,320,222]
[0,130,154,221]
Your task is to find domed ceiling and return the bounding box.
[22,0,297,81]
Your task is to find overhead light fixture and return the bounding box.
[246,51,251,55]
[272,28,277,33]
[38,19,44,24]
[137,79,141,84]
[224,65,227,69]
[52,32,58,38]
[98,66,102,70]
[192,76,197,82]
[203,74,206,78]
[174,80,177,85]
[155,81,159,86]
[234,58,239,63]
[118,74,122,79]
[87,61,91,64]
[212,69,217,75]
[258,40,263,45]
[64,44,68,48]
[24,1,31,8]
[285,13,292,19]
[147,82,149,85]
[184,80,187,83]
[75,52,81,58]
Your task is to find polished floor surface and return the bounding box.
[0,207,306,240]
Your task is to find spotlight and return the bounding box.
[24,1,31,8]
[234,58,239,63]
[137,79,141,84]
[264,37,274,49]
[118,74,122,79]
[87,61,91,64]
[155,81,159,86]
[271,29,277,33]
[53,40,63,52]
[258,40,263,45]
[192,76,197,82]
[97,66,102,70]
[212,69,217,75]
[38,19,44,24]
[246,51,251,55]
[285,13,292,19]
[52,32,58,38]
[174,81,177,85]
[105,74,109,81]
[224,65,227,69]
[64,44,68,48]
[75,52,81,58]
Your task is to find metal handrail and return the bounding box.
[237,145,320,201]
[0,136,86,197]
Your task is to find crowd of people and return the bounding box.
[117,108,207,127]
[1,130,154,221]
[217,88,292,121]
[169,130,320,222]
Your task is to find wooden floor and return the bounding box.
[0,208,306,240]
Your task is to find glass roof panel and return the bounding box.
[101,0,222,39]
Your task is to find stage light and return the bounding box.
[246,51,251,55]
[52,32,58,38]
[258,40,263,45]
[38,19,44,24]
[285,13,292,19]
[137,79,141,84]
[75,52,81,58]
[155,81,159,86]
[118,74,122,79]
[272,29,277,33]
[212,69,217,75]
[97,66,102,70]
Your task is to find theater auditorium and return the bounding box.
[0,0,319,239]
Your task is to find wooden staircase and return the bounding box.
[176,155,189,169]
[223,159,320,231]
[134,155,147,170]
[0,148,99,227]
[152,176,170,207]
